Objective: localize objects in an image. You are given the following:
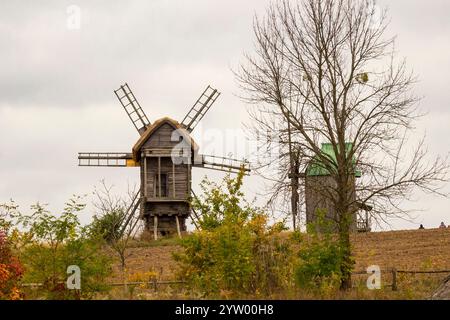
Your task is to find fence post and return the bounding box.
[392,268,398,291]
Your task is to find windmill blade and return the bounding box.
[78,152,139,167]
[193,154,250,174]
[181,85,221,132]
[114,83,151,135]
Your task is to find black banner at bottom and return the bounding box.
[2,300,448,319]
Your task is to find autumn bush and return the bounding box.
[14,197,112,299]
[175,170,294,298]
[0,229,24,300]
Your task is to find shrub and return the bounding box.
[0,230,24,300]
[90,209,124,244]
[294,210,348,292]
[16,197,112,299]
[175,170,293,297]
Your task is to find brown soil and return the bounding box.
[352,228,450,271]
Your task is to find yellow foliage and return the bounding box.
[127,270,158,283]
[9,287,21,300]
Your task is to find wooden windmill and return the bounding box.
[78,83,250,239]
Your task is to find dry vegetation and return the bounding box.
[104,228,450,300]
[108,238,181,284]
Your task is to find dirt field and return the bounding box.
[353,228,450,271]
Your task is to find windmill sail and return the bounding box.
[114,83,151,135]
[181,86,220,132]
[193,154,250,174]
[78,152,139,167]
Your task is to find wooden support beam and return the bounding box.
[392,268,398,291]
[153,160,156,198]
[144,156,147,198]
[187,163,191,198]
[175,215,181,238]
[153,216,158,241]
[172,163,176,198]
[158,157,161,197]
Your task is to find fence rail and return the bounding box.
[352,268,450,291]
[397,270,450,274]
[21,269,450,291]
[21,280,186,289]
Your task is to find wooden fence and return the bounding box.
[352,268,450,291]
[21,269,450,292]
[21,280,186,290]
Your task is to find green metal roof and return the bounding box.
[306,143,362,177]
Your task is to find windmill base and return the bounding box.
[144,215,187,238]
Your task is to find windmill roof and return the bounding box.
[306,143,362,177]
[132,117,199,161]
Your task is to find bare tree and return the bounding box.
[237,0,449,289]
[91,180,142,289]
[246,121,305,230]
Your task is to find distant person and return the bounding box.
[439,222,446,229]
[419,224,425,230]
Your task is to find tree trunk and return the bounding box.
[290,164,300,231]
[120,254,127,293]
[339,212,354,290]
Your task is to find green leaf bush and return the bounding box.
[294,209,349,293]
[175,170,293,298]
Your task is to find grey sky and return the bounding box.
[0,0,448,230]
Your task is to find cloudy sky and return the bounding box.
[0,0,448,230]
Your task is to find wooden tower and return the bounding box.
[78,83,250,238]
[304,143,372,233]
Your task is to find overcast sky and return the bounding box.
[0,0,449,231]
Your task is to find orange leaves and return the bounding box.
[0,264,11,283]
[0,231,24,300]
[9,287,21,300]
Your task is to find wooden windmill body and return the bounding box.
[78,84,250,239]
